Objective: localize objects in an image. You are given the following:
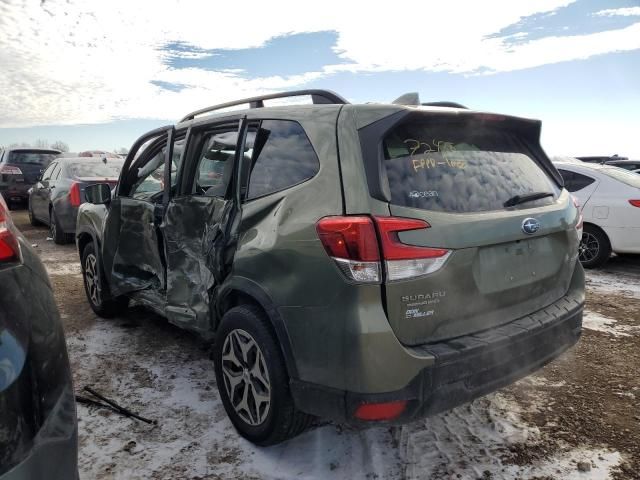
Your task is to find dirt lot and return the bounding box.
[12,209,640,479]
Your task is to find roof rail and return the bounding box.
[180,89,349,122]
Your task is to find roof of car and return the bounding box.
[174,89,535,129]
[2,147,61,154]
[554,161,636,177]
[606,159,640,165]
[55,156,124,163]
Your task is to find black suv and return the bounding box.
[0,148,60,209]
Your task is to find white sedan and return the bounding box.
[554,161,640,267]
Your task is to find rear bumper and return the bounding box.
[291,285,583,424]
[0,183,30,202]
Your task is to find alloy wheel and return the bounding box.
[221,329,271,426]
[84,253,101,306]
[579,231,600,263]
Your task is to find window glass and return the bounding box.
[130,148,165,200]
[41,162,57,180]
[68,161,124,179]
[52,164,62,180]
[171,136,185,188]
[7,150,58,166]
[246,120,319,200]
[127,135,184,201]
[558,169,595,192]
[192,129,243,197]
[382,119,558,213]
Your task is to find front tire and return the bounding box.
[81,243,128,317]
[579,225,611,268]
[213,305,313,445]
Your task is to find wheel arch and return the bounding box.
[582,221,610,243]
[76,227,113,294]
[216,277,299,379]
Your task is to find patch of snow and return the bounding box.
[67,320,624,480]
[398,394,622,480]
[43,261,81,276]
[583,310,640,337]
[586,270,640,298]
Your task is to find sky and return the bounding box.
[0,0,639,157]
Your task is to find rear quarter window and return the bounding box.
[246,120,319,200]
[382,119,559,213]
[557,169,596,192]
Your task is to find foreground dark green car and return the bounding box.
[76,90,584,445]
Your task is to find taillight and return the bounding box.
[629,200,640,208]
[0,165,22,175]
[374,216,450,282]
[354,400,407,421]
[69,182,82,207]
[0,197,19,262]
[316,216,450,283]
[316,216,380,283]
[571,195,583,233]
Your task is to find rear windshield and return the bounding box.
[600,167,640,188]
[68,161,123,178]
[7,151,58,166]
[382,119,559,213]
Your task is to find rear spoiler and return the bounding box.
[358,109,563,203]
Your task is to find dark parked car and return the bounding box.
[603,159,640,171]
[29,157,124,244]
[575,155,628,164]
[0,148,60,209]
[0,193,78,479]
[76,89,584,445]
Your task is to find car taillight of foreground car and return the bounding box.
[0,195,20,262]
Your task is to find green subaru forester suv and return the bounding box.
[76,90,584,445]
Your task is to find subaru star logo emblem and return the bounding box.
[522,218,540,235]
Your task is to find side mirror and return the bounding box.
[85,183,112,205]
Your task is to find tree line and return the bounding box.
[0,140,129,155]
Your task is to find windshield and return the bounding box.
[68,161,123,178]
[382,119,559,213]
[7,151,58,166]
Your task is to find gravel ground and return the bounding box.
[12,209,640,479]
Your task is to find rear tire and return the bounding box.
[579,225,611,269]
[28,199,43,226]
[81,243,129,318]
[49,208,67,245]
[213,305,313,445]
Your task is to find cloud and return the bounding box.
[0,0,639,127]
[594,7,640,17]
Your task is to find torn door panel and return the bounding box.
[163,195,240,335]
[110,199,165,296]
